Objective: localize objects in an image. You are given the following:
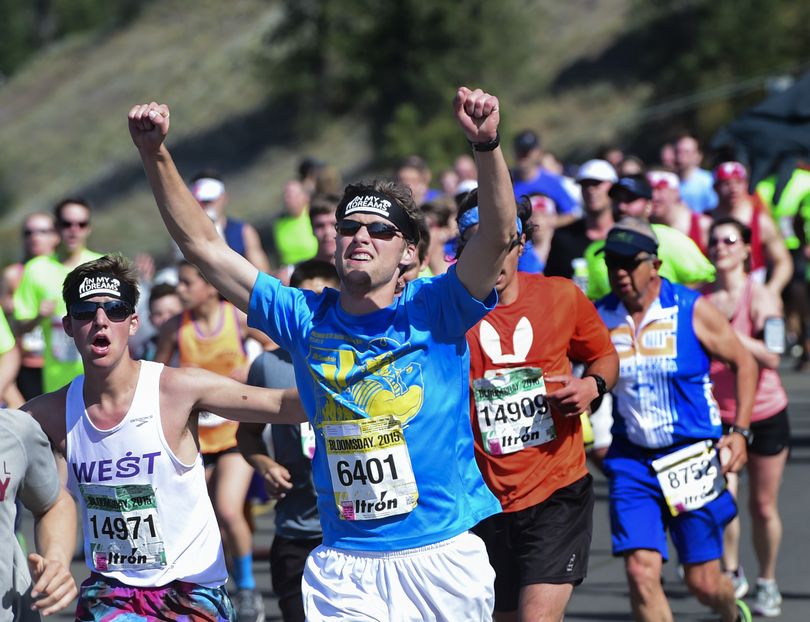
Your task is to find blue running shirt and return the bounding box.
[248,267,500,550]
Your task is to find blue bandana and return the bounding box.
[457,206,523,241]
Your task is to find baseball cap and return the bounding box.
[647,170,679,190]
[190,178,225,202]
[713,161,747,182]
[455,179,479,196]
[576,159,618,183]
[513,130,541,156]
[609,175,652,201]
[602,217,659,256]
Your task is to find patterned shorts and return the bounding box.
[75,573,235,621]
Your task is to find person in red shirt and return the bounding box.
[460,191,619,621]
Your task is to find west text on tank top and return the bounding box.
[65,361,227,587]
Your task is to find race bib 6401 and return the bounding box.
[323,415,418,521]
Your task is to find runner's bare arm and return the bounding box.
[452,87,516,300]
[760,214,793,295]
[23,390,69,477]
[236,424,294,497]
[693,297,757,473]
[242,223,272,274]
[29,486,78,616]
[162,366,306,424]
[153,315,179,365]
[128,103,258,313]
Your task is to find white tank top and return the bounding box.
[65,360,227,587]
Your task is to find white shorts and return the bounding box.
[302,531,495,621]
[589,392,613,451]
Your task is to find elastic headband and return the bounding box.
[66,273,137,309]
[337,190,418,242]
[457,206,523,241]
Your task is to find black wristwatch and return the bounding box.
[469,131,500,152]
[585,374,608,398]
[729,425,753,445]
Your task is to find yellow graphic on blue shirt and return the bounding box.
[308,335,424,426]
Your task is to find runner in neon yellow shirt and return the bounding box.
[13,199,102,392]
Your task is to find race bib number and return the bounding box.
[80,483,167,572]
[323,415,418,521]
[472,367,556,455]
[300,422,316,460]
[651,440,726,516]
[50,316,80,363]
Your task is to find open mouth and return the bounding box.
[91,334,111,354]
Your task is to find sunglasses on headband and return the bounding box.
[69,300,133,322]
[336,219,401,240]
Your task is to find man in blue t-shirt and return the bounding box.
[130,86,517,621]
[510,129,577,216]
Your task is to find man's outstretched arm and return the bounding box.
[453,87,517,300]
[128,103,258,312]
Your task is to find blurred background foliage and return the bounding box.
[0,0,807,263]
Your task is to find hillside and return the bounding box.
[0,0,733,267]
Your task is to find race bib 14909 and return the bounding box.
[472,367,556,456]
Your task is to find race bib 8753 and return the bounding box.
[651,440,726,516]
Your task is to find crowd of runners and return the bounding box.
[1,84,803,622]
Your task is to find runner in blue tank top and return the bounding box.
[595,217,758,622]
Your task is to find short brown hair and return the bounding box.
[62,253,140,308]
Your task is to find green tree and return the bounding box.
[0,0,148,77]
[258,0,533,167]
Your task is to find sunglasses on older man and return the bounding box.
[605,252,655,272]
[69,300,133,322]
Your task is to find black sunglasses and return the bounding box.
[69,300,133,322]
[58,219,90,230]
[605,253,654,272]
[336,219,401,240]
[708,235,740,248]
[24,228,55,237]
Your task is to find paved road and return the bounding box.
[19,361,810,621]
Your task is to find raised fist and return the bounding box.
[453,87,500,145]
[128,102,171,153]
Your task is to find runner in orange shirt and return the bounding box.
[461,191,619,621]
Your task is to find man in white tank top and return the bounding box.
[23,254,305,621]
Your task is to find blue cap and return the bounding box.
[609,176,652,200]
[602,217,659,256]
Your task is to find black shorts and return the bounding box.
[270,535,321,622]
[202,445,240,467]
[472,474,594,612]
[724,408,791,456]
